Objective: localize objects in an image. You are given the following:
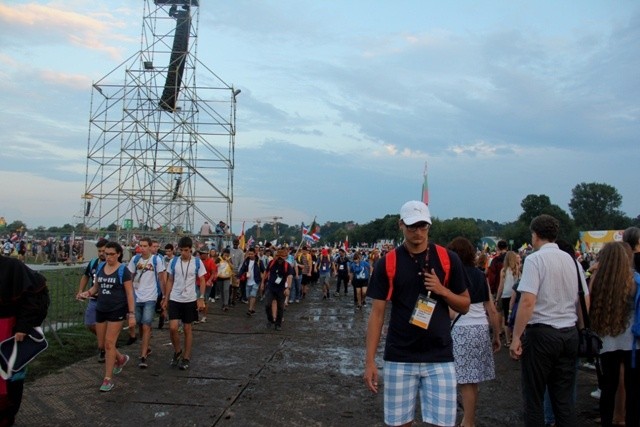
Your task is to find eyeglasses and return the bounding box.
[104,252,118,256]
[404,222,430,231]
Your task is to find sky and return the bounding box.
[0,0,638,234]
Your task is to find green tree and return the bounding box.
[430,218,482,246]
[569,182,626,230]
[509,194,578,247]
[6,220,27,233]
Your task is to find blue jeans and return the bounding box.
[291,275,302,301]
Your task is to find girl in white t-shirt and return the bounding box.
[496,251,520,345]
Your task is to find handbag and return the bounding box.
[0,326,48,380]
[574,261,602,358]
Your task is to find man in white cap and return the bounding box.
[364,200,470,427]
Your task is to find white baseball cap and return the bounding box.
[400,200,432,225]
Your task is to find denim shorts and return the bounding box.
[383,360,457,426]
[246,282,259,298]
[84,298,97,326]
[195,285,212,300]
[135,300,157,325]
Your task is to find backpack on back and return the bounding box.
[170,256,201,278]
[384,245,450,301]
[97,262,126,285]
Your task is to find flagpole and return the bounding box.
[295,215,317,256]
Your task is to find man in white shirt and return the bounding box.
[510,214,587,426]
[127,237,165,368]
[162,237,206,371]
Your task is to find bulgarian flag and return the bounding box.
[422,161,429,205]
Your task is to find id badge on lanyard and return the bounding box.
[409,293,437,330]
[408,247,437,330]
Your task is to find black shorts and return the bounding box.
[353,278,369,288]
[95,308,127,323]
[168,300,198,324]
[301,275,312,285]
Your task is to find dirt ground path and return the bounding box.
[19,285,600,426]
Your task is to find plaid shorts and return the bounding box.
[383,360,457,426]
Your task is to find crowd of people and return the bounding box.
[3,201,637,426]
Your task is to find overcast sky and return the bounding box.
[0,1,638,233]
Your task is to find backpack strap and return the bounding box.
[435,244,450,287]
[384,248,397,301]
[117,264,126,285]
[170,256,178,276]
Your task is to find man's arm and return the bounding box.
[509,291,536,360]
[364,299,386,394]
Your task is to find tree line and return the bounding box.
[2,182,638,250]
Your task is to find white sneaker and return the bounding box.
[208,297,215,303]
[590,389,601,400]
[200,317,207,323]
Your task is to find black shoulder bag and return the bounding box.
[575,261,602,359]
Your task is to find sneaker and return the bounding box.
[98,349,106,363]
[170,350,183,367]
[99,378,114,392]
[138,356,148,369]
[178,358,190,370]
[334,292,340,297]
[208,297,215,303]
[582,362,596,370]
[242,299,248,304]
[590,388,601,400]
[193,319,200,325]
[200,317,207,323]
[246,310,253,317]
[113,354,130,375]
[126,336,137,346]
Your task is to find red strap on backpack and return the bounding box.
[384,245,450,301]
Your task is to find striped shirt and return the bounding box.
[518,243,588,329]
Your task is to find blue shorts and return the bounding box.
[135,300,156,325]
[195,285,212,300]
[246,282,259,298]
[383,361,457,426]
[84,298,97,326]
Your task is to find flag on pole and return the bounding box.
[302,218,320,242]
[247,235,255,249]
[239,222,246,250]
[422,161,429,205]
[344,235,349,251]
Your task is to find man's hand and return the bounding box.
[363,361,379,394]
[509,337,522,360]
[423,268,446,296]
[14,332,26,342]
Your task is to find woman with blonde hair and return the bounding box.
[495,251,520,345]
[590,241,639,427]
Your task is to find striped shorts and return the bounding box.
[383,360,457,426]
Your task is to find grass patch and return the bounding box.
[26,325,97,382]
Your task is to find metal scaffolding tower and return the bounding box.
[82,0,237,239]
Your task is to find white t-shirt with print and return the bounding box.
[128,254,165,303]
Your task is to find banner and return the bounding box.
[579,230,624,253]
